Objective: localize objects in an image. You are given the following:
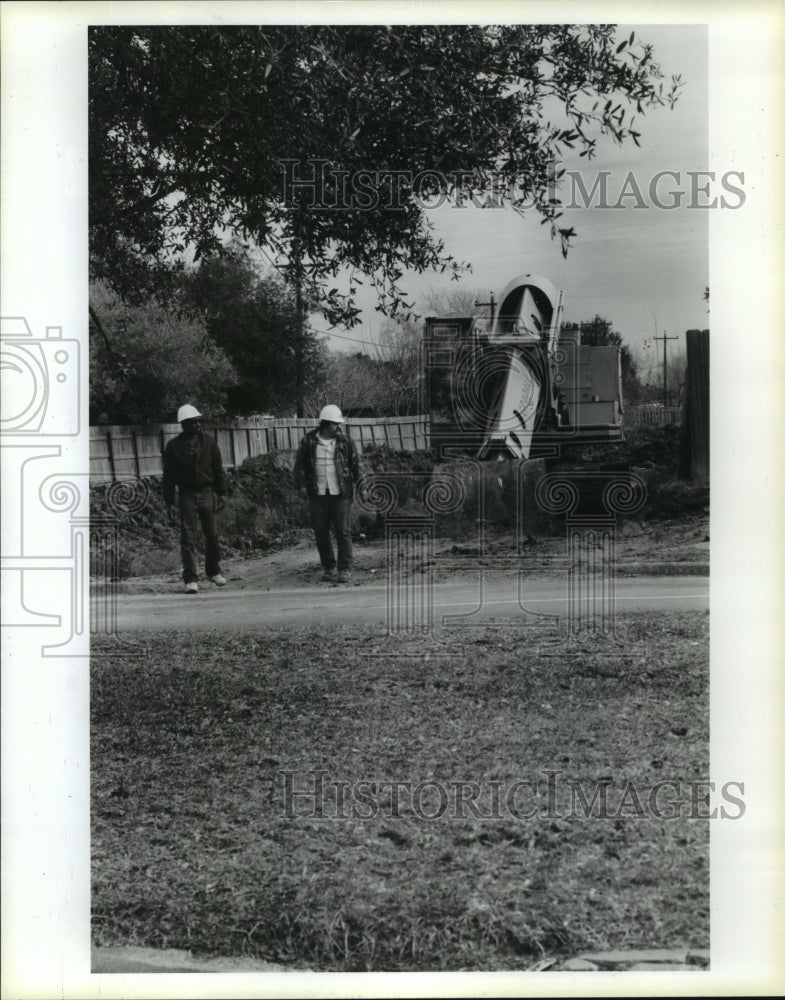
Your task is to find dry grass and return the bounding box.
[91,613,709,971]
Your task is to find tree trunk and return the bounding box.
[89,304,114,356]
[295,273,305,418]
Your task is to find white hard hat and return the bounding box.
[318,404,344,424]
[177,404,203,422]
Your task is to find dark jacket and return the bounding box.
[163,431,227,504]
[293,428,367,499]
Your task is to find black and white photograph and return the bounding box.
[1,2,784,998]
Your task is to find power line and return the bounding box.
[255,243,383,352]
[318,329,381,350]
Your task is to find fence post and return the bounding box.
[105,430,116,482]
[130,429,140,479]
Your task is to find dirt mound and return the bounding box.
[90,429,707,581]
[90,445,441,579]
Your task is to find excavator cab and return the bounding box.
[424,274,624,459]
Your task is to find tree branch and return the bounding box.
[118,182,184,219]
[88,304,115,357]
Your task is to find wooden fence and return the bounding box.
[627,405,682,427]
[90,415,430,481]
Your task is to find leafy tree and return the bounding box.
[89,282,237,423]
[184,245,326,416]
[89,25,680,326]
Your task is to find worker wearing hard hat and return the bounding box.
[163,404,228,594]
[293,405,367,583]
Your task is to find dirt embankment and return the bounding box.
[90,426,708,588]
[90,445,441,580]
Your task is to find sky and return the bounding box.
[315,24,710,370]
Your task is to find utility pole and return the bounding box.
[654,331,678,407]
[291,233,306,419]
[474,292,496,328]
[295,274,305,418]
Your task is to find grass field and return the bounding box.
[91,612,709,971]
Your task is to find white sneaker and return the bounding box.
[185,581,198,594]
[209,574,227,586]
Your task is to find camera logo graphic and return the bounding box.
[0,317,80,435]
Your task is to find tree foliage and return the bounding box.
[89,282,237,424]
[89,25,680,325]
[184,246,326,416]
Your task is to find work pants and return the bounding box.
[309,494,352,571]
[179,487,222,582]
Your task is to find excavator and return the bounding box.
[424,274,624,458]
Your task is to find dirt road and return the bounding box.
[114,575,708,631]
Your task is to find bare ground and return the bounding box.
[105,511,708,596]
